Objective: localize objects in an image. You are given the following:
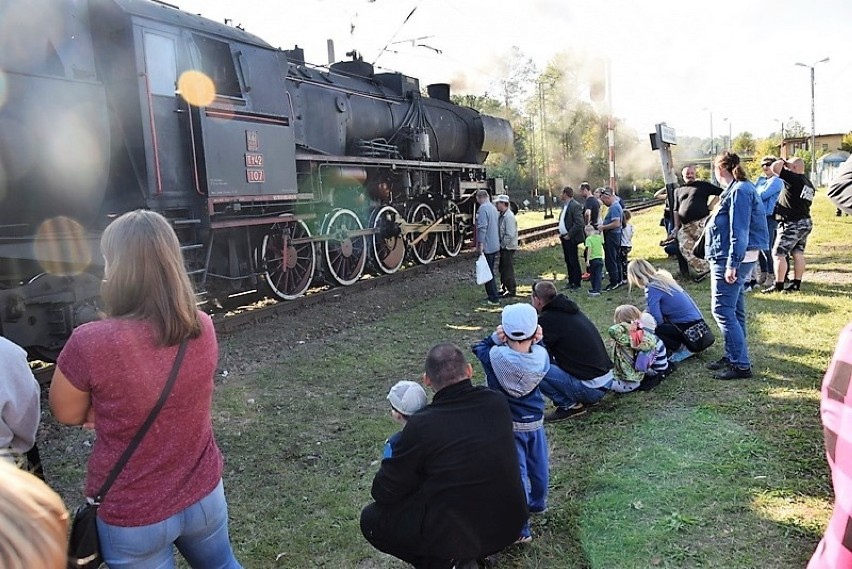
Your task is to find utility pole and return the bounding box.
[606,59,617,192]
[703,108,716,184]
[795,57,829,180]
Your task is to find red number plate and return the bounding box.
[246,169,265,183]
[245,153,264,167]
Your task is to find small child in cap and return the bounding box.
[471,303,549,544]
[382,380,428,459]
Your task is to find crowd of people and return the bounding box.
[0,151,849,568]
[361,151,850,568]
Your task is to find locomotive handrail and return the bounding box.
[286,77,404,105]
[140,72,163,195]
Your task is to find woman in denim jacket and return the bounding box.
[703,151,769,380]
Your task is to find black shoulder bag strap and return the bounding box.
[92,340,188,504]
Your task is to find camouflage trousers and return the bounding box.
[678,218,709,276]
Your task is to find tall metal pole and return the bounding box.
[708,110,716,184]
[810,65,816,179]
[727,119,732,150]
[796,57,828,179]
[606,59,617,192]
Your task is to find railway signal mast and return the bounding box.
[650,123,678,218]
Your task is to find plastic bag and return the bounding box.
[475,254,492,285]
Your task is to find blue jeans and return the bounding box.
[588,258,603,293]
[603,230,622,285]
[514,428,548,538]
[483,251,499,301]
[709,260,755,369]
[759,217,778,274]
[539,364,609,409]
[97,479,242,569]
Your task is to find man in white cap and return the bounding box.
[472,303,549,544]
[494,194,518,297]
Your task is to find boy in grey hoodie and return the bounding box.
[472,303,550,543]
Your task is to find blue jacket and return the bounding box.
[755,176,784,216]
[645,285,703,326]
[472,333,548,430]
[705,180,769,270]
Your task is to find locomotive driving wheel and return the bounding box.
[407,203,438,264]
[370,205,405,274]
[440,201,465,257]
[260,220,316,300]
[322,208,367,286]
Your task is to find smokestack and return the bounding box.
[327,39,335,65]
[427,83,450,102]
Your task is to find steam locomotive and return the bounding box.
[0,0,513,357]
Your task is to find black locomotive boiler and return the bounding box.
[0,0,513,358]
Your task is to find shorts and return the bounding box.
[773,217,813,256]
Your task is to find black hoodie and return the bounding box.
[538,294,613,380]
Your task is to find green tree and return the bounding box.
[488,46,537,115]
[732,132,756,156]
[840,132,852,153]
[451,93,503,116]
[784,120,808,138]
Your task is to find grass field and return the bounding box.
[213,196,850,568]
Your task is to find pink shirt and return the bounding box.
[57,312,223,526]
[809,322,852,568]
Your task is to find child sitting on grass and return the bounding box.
[472,303,549,544]
[608,305,674,392]
[382,380,428,459]
[584,225,604,297]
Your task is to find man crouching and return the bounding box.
[360,343,527,569]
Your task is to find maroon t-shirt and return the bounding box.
[57,312,223,526]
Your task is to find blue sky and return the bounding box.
[178,0,852,141]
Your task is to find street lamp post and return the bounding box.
[795,57,829,180]
[702,107,716,183]
[723,117,732,150]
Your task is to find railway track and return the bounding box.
[32,199,663,383]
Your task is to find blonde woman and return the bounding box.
[0,459,68,569]
[50,210,241,568]
[627,259,706,360]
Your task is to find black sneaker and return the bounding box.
[544,404,586,422]
[782,283,800,293]
[692,271,711,283]
[637,374,663,391]
[714,366,753,380]
[602,283,616,292]
[762,283,783,294]
[705,357,731,371]
[500,291,517,298]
